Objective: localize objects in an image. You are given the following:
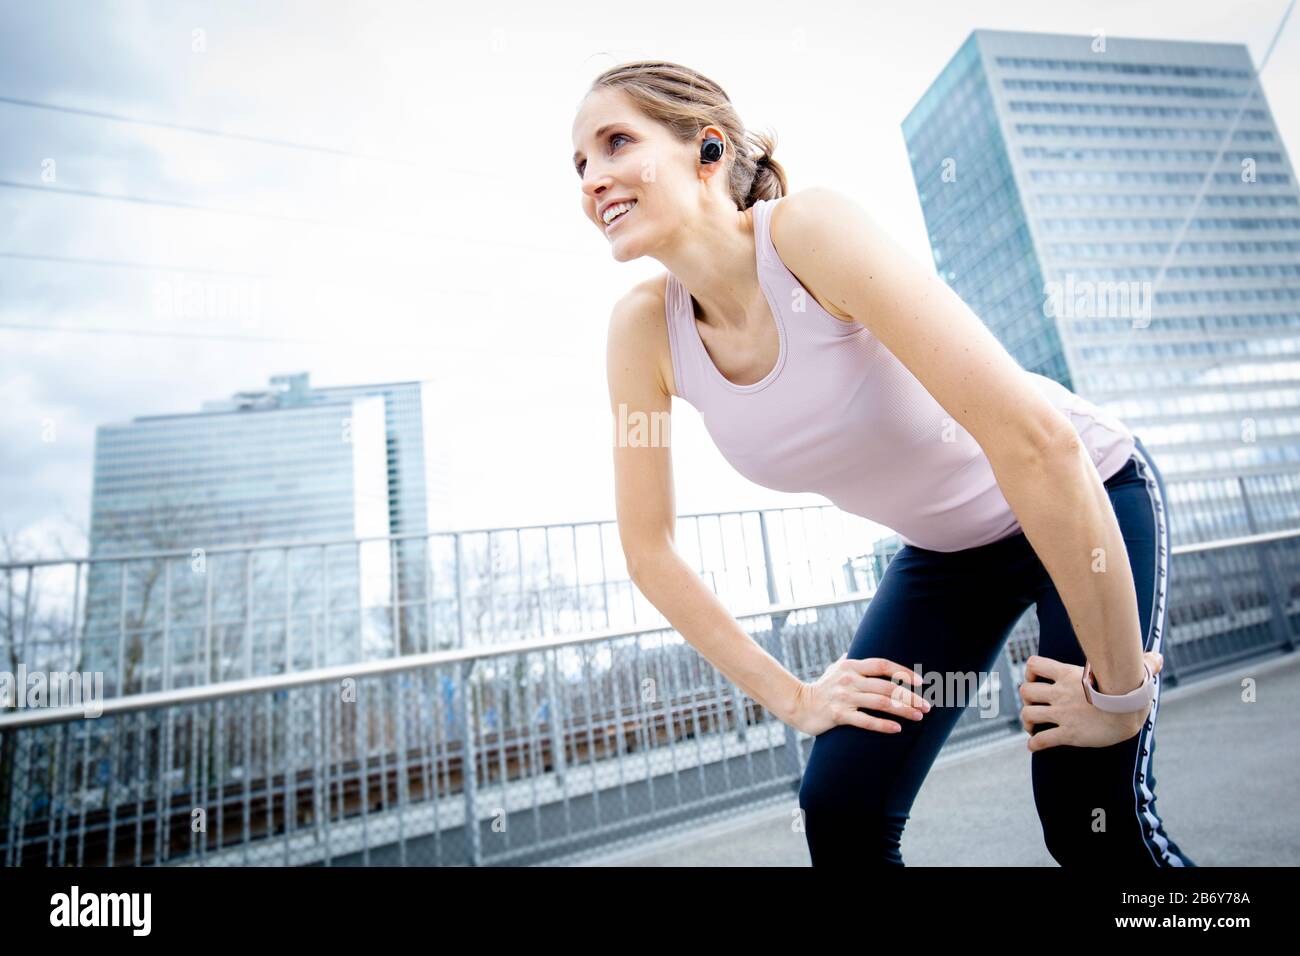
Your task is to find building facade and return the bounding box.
[84,373,436,688]
[902,29,1300,546]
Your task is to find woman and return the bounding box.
[573,60,1195,867]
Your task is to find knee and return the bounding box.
[1037,808,1158,867]
[1039,821,1087,867]
[798,770,906,866]
[1035,798,1106,866]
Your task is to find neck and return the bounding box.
[652,200,765,333]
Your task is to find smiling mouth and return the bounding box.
[603,200,637,231]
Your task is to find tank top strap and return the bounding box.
[663,271,702,405]
[750,196,783,270]
[752,195,866,338]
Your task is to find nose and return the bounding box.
[582,175,608,204]
[581,159,615,200]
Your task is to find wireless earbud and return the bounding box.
[700,135,725,164]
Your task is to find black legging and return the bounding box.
[797,435,1196,866]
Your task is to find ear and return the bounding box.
[697,125,728,154]
[697,126,729,183]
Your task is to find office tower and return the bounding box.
[84,373,438,688]
[903,29,1300,545]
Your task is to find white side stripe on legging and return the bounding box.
[1128,443,1186,867]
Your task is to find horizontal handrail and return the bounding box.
[3,525,1297,729]
[0,589,876,730]
[1,503,846,570]
[4,521,1296,573]
[1169,526,1300,554]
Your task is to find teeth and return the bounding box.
[603,200,636,225]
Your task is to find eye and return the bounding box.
[576,132,631,176]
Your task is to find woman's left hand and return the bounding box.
[1019,651,1163,751]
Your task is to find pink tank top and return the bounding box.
[663,195,1137,553]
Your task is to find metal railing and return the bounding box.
[1,527,1296,867]
[1,506,892,700]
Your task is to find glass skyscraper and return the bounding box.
[902,29,1300,546]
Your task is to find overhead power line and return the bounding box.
[0,320,580,358]
[0,93,478,175]
[0,178,588,257]
[0,250,270,279]
[0,250,502,298]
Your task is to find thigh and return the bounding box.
[801,542,1034,823]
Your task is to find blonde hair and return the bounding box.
[586,60,787,210]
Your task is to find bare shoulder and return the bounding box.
[768,187,862,323]
[771,185,861,233]
[607,273,677,400]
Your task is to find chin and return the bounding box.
[607,221,651,261]
[608,238,643,262]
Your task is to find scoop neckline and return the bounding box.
[683,199,787,394]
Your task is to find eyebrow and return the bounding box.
[572,123,626,167]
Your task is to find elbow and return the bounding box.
[626,551,653,584]
[1032,417,1083,468]
[994,414,1078,472]
[626,545,672,584]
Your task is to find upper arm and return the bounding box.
[606,284,676,571]
[771,187,1076,464]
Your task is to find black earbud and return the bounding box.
[700,135,724,164]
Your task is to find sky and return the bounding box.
[2,0,1298,558]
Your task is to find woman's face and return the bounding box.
[572,87,694,262]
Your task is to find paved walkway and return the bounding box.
[583,652,1300,866]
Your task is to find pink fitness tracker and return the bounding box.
[1081,660,1155,713]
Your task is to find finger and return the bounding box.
[1024,654,1069,683]
[1019,679,1053,704]
[840,709,902,734]
[1144,650,1164,675]
[865,676,930,711]
[1019,704,1051,731]
[1027,726,1067,752]
[848,656,924,686]
[856,692,926,721]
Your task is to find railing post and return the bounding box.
[204,556,214,683]
[458,660,481,866]
[454,534,466,650]
[767,610,803,780]
[162,559,172,692]
[117,563,127,697]
[1203,550,1237,626]
[992,649,1019,731]
[425,537,434,654]
[390,537,400,658]
[285,548,293,675]
[1239,477,1295,652]
[323,546,332,669]
[760,512,803,779]
[544,648,568,787]
[244,552,253,679]
[71,561,83,676]
[759,511,780,606]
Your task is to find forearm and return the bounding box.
[629,548,804,723]
[990,430,1147,696]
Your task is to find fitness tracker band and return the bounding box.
[1081,659,1155,713]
